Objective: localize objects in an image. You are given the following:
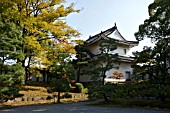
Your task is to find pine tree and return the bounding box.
[75,39,119,85]
[94,39,119,85]
[0,16,25,102]
[73,44,90,82]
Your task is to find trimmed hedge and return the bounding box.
[0,87,19,102]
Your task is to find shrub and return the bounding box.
[88,82,170,102]
[88,84,103,101]
[62,93,72,98]
[47,89,53,93]
[51,78,71,92]
[0,87,19,101]
[82,88,88,94]
[75,83,84,93]
[47,96,53,100]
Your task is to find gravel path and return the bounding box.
[0,102,169,113]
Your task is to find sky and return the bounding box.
[65,0,155,53]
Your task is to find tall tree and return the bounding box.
[83,39,118,85]
[97,39,119,85]
[47,41,76,103]
[0,16,25,101]
[135,0,170,41]
[134,0,170,85]
[85,39,119,102]
[0,0,80,81]
[73,44,90,82]
[134,0,170,101]
[132,47,156,82]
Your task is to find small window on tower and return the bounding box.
[124,49,127,54]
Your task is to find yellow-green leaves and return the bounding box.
[0,0,81,80]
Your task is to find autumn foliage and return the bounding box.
[0,0,81,80]
[111,70,124,79]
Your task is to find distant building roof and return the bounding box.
[86,23,139,47]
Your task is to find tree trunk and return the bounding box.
[36,77,39,82]
[0,67,2,74]
[57,91,61,103]
[42,70,46,82]
[160,94,165,102]
[77,66,81,82]
[103,93,110,103]
[25,67,29,81]
[102,70,106,85]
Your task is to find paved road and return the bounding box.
[0,102,169,113]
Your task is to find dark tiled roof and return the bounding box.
[86,24,139,46]
[86,25,117,43]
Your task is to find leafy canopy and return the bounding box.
[134,0,170,85]
[0,0,81,78]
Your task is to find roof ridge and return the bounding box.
[87,24,117,41]
[86,23,139,46]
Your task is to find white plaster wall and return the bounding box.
[79,62,133,82]
[87,43,100,55]
[106,62,133,79]
[88,43,130,56]
[112,45,130,55]
[80,42,134,82]
[108,29,124,40]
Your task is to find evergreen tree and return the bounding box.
[132,47,156,82]
[95,39,119,85]
[134,0,170,85]
[73,44,90,82]
[76,39,119,85]
[78,39,119,86]
[0,16,25,102]
[85,39,119,102]
[134,0,170,101]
